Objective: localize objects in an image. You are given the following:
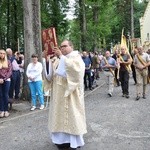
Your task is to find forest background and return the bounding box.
[0,0,148,53]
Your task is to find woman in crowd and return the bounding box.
[26,53,44,111]
[0,49,12,118]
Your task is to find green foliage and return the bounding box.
[0,0,148,51]
[69,19,81,50]
[105,0,147,45]
[70,0,115,51]
[41,0,70,44]
[0,0,70,49]
[69,0,147,51]
[0,0,23,50]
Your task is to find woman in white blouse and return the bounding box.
[26,54,44,111]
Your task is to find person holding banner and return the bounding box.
[44,40,87,150]
[131,47,138,85]
[112,49,120,86]
[147,49,150,83]
[118,46,132,98]
[133,46,150,100]
[101,51,117,97]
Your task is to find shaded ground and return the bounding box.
[0,72,150,150]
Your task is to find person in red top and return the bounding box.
[0,49,12,118]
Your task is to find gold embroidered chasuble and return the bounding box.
[47,51,87,135]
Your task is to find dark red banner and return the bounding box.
[42,27,58,55]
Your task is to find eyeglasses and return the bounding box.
[60,45,68,48]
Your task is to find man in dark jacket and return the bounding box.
[82,51,93,90]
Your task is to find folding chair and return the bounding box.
[44,90,51,108]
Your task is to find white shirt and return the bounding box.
[12,59,20,71]
[26,61,43,82]
[55,51,79,78]
[55,55,66,77]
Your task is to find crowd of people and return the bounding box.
[0,40,150,150]
[0,48,24,117]
[81,46,150,100]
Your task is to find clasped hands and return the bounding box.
[104,64,111,68]
[0,79,4,84]
[118,60,125,64]
[136,65,146,71]
[28,77,35,81]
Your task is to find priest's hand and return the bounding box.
[54,47,62,58]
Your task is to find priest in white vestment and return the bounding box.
[43,40,87,150]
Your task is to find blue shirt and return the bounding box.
[82,56,91,72]
[101,57,116,71]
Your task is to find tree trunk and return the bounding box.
[131,0,134,38]
[79,0,87,51]
[13,0,18,51]
[22,0,42,100]
[7,0,10,47]
[0,28,1,49]
[32,0,42,61]
[92,5,99,51]
[0,0,2,48]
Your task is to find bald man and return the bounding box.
[101,51,117,97]
[134,46,150,100]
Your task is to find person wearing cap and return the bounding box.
[26,53,44,110]
[44,40,87,150]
